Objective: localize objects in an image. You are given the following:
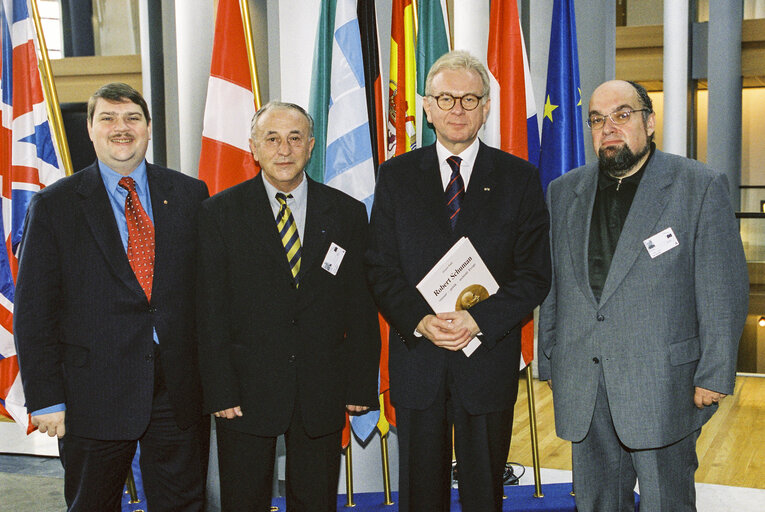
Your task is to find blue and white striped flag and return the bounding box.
[309,0,379,445]
[310,0,376,216]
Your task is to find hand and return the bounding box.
[415,312,476,351]
[32,411,66,438]
[694,387,726,409]
[214,406,243,419]
[436,311,480,338]
[346,405,370,414]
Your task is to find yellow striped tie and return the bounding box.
[276,193,301,280]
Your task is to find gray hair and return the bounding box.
[424,50,490,99]
[250,101,314,139]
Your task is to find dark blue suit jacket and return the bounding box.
[14,161,209,439]
[366,142,551,414]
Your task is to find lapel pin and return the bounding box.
[483,187,491,192]
[163,200,168,205]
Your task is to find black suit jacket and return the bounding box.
[366,142,551,414]
[14,162,209,439]
[197,174,380,438]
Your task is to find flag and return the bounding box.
[357,2,395,430]
[415,0,450,148]
[198,0,258,195]
[310,0,376,213]
[309,0,379,446]
[357,0,385,170]
[385,0,420,425]
[485,0,540,165]
[538,0,585,194]
[486,0,539,369]
[0,0,65,433]
[387,0,417,158]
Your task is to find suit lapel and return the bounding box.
[566,165,599,308]
[598,150,674,306]
[457,141,496,231]
[299,178,331,281]
[416,145,453,237]
[147,165,176,302]
[76,163,145,300]
[246,174,297,274]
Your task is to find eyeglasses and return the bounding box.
[429,93,484,111]
[586,108,649,130]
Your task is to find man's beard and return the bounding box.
[598,141,651,177]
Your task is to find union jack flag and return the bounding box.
[0,0,65,433]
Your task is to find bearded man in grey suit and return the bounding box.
[537,80,748,512]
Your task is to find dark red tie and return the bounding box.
[445,156,464,230]
[119,177,155,300]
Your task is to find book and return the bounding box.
[416,237,498,356]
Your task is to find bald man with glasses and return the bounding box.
[366,51,551,512]
[537,79,748,511]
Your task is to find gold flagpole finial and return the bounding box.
[239,0,262,110]
[29,0,74,176]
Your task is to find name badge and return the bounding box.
[321,243,346,275]
[643,227,679,258]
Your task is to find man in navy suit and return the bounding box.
[366,51,551,512]
[14,83,209,511]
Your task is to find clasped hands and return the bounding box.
[416,311,480,351]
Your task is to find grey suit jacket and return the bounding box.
[537,149,748,449]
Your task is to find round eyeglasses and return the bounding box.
[429,93,484,111]
[586,108,649,130]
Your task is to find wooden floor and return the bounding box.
[508,373,765,489]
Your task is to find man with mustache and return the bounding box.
[14,82,209,511]
[537,79,748,511]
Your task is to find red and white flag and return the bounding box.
[1,0,66,432]
[486,0,540,369]
[198,0,258,195]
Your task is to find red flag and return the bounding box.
[486,0,539,369]
[198,0,259,195]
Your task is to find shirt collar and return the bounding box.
[263,172,308,210]
[435,137,480,169]
[98,159,149,195]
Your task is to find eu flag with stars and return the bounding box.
[538,0,586,194]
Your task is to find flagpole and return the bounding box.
[125,468,141,504]
[380,432,394,505]
[411,0,418,41]
[238,0,262,109]
[344,443,356,507]
[29,0,73,176]
[526,366,544,498]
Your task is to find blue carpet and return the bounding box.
[271,483,640,511]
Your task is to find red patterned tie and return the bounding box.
[119,177,155,300]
